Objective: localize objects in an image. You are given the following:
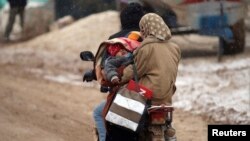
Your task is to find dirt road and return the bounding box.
[0,63,208,141]
[0,37,249,141]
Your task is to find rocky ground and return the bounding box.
[0,11,249,141]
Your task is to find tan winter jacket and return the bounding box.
[121,36,181,105]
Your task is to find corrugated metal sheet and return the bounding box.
[162,0,245,28]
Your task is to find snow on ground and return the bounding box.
[10,11,119,55]
[174,56,250,124]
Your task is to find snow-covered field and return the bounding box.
[174,56,250,124]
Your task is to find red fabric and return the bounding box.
[119,37,140,52]
[126,80,153,100]
[180,0,204,4]
[107,44,122,56]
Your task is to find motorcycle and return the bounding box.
[80,50,176,141]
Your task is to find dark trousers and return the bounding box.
[4,6,25,39]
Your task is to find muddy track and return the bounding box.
[0,64,209,141]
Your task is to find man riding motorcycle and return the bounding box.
[81,12,181,141]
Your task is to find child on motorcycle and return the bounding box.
[104,35,141,84]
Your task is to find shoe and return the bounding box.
[165,126,176,137]
[165,136,177,141]
[165,127,176,141]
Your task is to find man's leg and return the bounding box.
[93,101,107,141]
[18,6,25,30]
[4,7,18,40]
[165,125,177,141]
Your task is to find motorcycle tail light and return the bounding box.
[148,105,174,125]
[150,111,166,125]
